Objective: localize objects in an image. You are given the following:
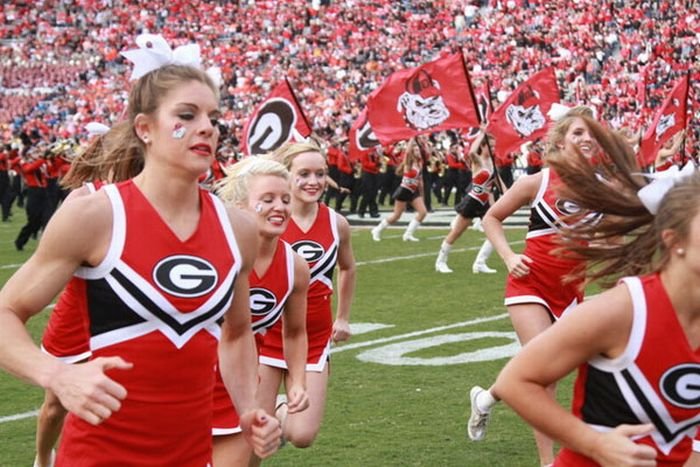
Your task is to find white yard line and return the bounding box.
[0,410,39,424]
[355,240,524,266]
[331,313,509,354]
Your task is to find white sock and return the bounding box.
[476,389,497,412]
[376,218,389,232]
[440,241,452,254]
[405,218,420,236]
[474,239,493,265]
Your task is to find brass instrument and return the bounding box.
[353,161,362,179]
[379,155,390,174]
[429,149,446,177]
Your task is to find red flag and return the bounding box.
[242,78,312,155]
[348,108,380,162]
[486,68,560,164]
[463,81,493,141]
[640,74,690,167]
[366,52,480,146]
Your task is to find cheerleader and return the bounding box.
[257,141,356,452]
[371,138,427,242]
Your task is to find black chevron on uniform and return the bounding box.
[110,268,236,335]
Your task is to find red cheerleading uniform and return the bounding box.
[259,203,339,372]
[56,180,242,467]
[467,167,494,204]
[393,165,422,202]
[211,240,295,435]
[555,274,700,467]
[41,182,103,363]
[505,168,594,319]
[455,166,494,219]
[400,166,421,192]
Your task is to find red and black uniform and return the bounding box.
[15,154,48,250]
[41,182,103,364]
[259,203,339,372]
[0,147,10,221]
[334,145,358,213]
[324,145,341,206]
[505,168,596,319]
[556,274,700,467]
[44,155,70,227]
[455,166,495,220]
[392,162,422,203]
[358,149,381,217]
[442,150,469,206]
[378,144,401,205]
[212,240,295,435]
[57,180,242,466]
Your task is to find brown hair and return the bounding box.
[61,65,218,189]
[544,106,596,164]
[396,139,420,175]
[548,118,698,287]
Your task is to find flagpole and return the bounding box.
[285,77,314,133]
[682,71,691,165]
[459,51,506,194]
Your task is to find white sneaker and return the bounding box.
[467,386,492,441]
[371,227,381,242]
[435,261,453,273]
[472,263,497,274]
[402,233,419,242]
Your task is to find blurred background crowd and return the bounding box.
[1,0,698,151]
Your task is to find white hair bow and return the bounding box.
[547,103,598,121]
[120,34,201,81]
[637,162,696,214]
[85,122,110,137]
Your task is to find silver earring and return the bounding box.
[142,136,149,144]
[676,248,685,256]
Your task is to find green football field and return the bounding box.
[0,211,575,466]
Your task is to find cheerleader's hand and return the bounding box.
[332,318,352,343]
[286,384,310,414]
[589,424,656,467]
[50,356,132,426]
[240,409,281,459]
[505,254,533,278]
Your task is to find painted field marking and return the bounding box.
[357,331,519,366]
[0,314,508,424]
[0,410,38,424]
[331,313,508,354]
[355,240,524,267]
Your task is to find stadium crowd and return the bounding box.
[1,0,698,148]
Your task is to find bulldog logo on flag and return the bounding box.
[655,103,679,141]
[486,68,559,162]
[366,52,480,146]
[505,86,546,138]
[640,74,690,167]
[397,70,450,131]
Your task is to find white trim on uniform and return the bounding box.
[40,345,91,364]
